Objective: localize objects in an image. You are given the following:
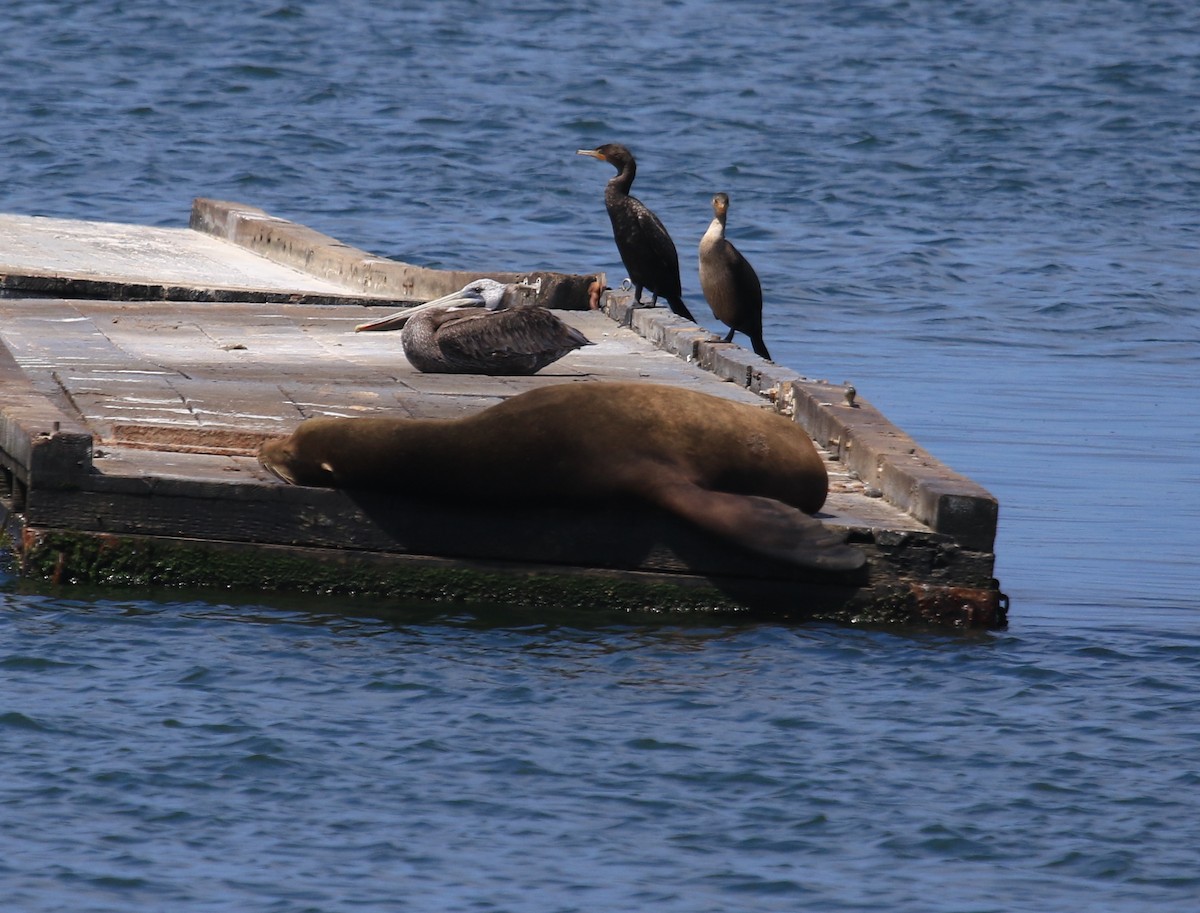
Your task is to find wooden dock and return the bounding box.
[0,200,1005,627]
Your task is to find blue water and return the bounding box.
[2,1,1199,910]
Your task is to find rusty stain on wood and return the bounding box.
[105,425,277,456]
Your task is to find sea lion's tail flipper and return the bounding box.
[651,483,866,572]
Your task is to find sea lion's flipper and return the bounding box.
[650,483,866,572]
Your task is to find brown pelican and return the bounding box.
[355,278,593,375]
[698,192,771,361]
[355,278,519,333]
[576,144,694,321]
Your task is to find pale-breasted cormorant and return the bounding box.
[576,144,694,321]
[698,192,771,361]
[355,278,593,375]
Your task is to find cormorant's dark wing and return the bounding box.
[607,194,683,301]
[723,240,764,332]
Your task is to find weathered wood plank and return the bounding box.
[24,476,997,595]
[0,337,93,489]
[189,198,602,310]
[0,211,403,304]
[781,379,998,551]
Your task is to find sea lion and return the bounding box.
[259,382,864,572]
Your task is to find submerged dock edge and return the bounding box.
[4,527,1005,629]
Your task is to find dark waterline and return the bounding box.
[2,1,1199,910]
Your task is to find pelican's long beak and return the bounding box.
[354,287,486,333]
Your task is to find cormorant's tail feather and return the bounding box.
[751,335,772,361]
[667,297,695,322]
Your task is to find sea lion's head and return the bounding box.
[258,425,338,487]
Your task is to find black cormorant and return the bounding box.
[576,144,694,321]
[698,192,771,361]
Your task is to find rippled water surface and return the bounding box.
[3,1,1199,910]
